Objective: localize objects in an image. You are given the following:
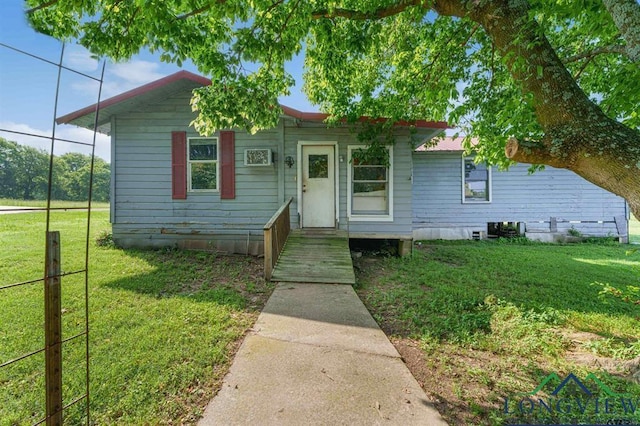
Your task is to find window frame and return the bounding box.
[347,145,394,222]
[462,156,492,203]
[187,136,219,193]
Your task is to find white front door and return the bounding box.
[301,145,335,228]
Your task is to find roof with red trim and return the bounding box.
[57,70,449,134]
[415,136,478,152]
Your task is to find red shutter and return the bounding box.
[171,131,187,199]
[219,131,235,199]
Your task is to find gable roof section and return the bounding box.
[57,70,448,134]
[56,70,210,134]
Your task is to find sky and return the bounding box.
[0,1,315,162]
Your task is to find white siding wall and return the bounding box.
[412,151,628,239]
[111,93,417,251]
[112,91,281,253]
[282,121,414,238]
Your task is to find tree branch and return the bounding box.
[488,41,495,91]
[424,23,469,83]
[25,0,59,14]
[276,0,301,43]
[177,1,229,20]
[459,24,480,48]
[177,5,212,20]
[311,0,426,20]
[123,7,141,39]
[564,44,627,64]
[505,137,566,168]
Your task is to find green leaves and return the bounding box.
[24,0,639,160]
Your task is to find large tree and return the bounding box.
[26,0,640,216]
[0,137,110,202]
[0,137,48,200]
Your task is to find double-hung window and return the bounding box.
[347,146,393,221]
[463,157,491,203]
[188,137,218,192]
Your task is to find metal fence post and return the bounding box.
[45,231,63,425]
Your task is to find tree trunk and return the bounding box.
[436,0,640,219]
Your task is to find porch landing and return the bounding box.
[270,230,355,284]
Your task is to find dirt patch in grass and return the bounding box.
[561,330,640,382]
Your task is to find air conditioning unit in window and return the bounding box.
[244,148,272,166]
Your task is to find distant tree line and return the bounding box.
[0,137,110,202]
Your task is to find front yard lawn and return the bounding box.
[631,216,640,244]
[355,240,640,425]
[3,209,638,425]
[0,211,272,424]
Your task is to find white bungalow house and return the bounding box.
[57,71,447,255]
[57,71,629,254]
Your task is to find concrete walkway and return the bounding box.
[198,283,447,425]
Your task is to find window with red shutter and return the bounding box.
[171,131,187,199]
[219,131,235,199]
[173,131,234,199]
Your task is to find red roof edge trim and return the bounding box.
[280,105,449,129]
[56,70,449,130]
[279,105,331,122]
[56,70,212,125]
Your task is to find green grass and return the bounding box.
[0,198,109,209]
[0,211,271,425]
[630,216,640,244]
[361,242,639,344]
[355,240,640,425]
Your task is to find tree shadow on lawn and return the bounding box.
[96,247,273,311]
[80,248,275,424]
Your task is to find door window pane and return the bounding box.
[309,155,328,178]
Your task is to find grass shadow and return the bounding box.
[96,247,273,310]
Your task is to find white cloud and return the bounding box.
[60,125,111,161]
[70,59,167,99]
[65,50,99,73]
[0,122,52,152]
[109,60,165,85]
[0,121,111,162]
[71,78,119,101]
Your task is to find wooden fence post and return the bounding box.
[45,231,63,425]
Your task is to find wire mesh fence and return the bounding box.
[0,38,105,425]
